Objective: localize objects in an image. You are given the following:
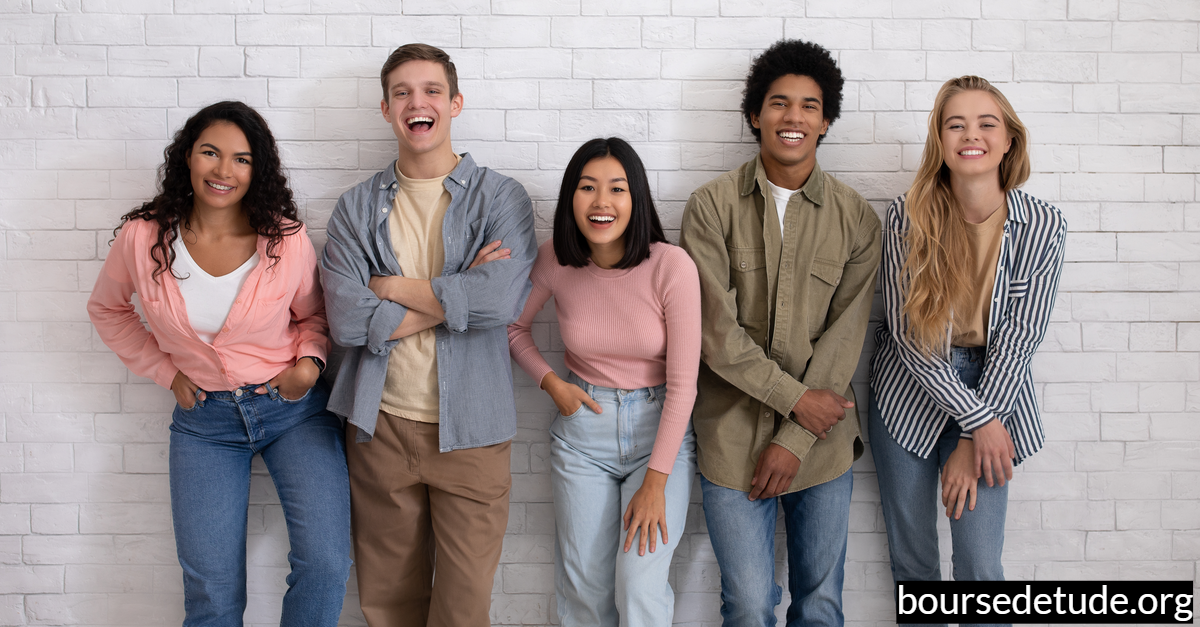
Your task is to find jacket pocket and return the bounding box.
[808,257,845,335]
[729,247,768,325]
[1008,277,1030,299]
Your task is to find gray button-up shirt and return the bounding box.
[321,153,536,449]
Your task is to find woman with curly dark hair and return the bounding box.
[87,101,351,626]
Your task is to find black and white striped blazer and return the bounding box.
[870,188,1067,463]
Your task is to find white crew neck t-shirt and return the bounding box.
[765,179,798,237]
[171,234,259,344]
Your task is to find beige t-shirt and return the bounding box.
[952,203,1008,348]
[380,158,459,423]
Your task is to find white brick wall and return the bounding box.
[0,3,1197,626]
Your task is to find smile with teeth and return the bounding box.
[207,180,234,191]
[406,116,434,131]
[959,149,985,156]
[588,215,615,223]
[779,131,805,141]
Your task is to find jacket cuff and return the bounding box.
[956,405,995,433]
[766,374,807,418]
[296,338,329,363]
[430,274,467,333]
[771,418,819,463]
[367,300,406,356]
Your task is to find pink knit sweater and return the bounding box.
[508,240,702,474]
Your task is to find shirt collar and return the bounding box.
[1005,188,1028,224]
[379,152,477,191]
[743,154,826,207]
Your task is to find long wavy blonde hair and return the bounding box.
[900,76,1031,357]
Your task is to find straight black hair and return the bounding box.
[552,137,666,269]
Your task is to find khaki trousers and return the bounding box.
[348,412,511,627]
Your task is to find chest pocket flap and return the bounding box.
[810,258,843,287]
[729,247,766,273]
[1008,277,1030,299]
[728,247,768,325]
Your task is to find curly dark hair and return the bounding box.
[115,100,300,281]
[741,39,844,145]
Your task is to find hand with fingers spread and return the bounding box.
[254,357,321,401]
[971,418,1015,487]
[171,370,205,409]
[540,372,602,416]
[748,443,800,501]
[792,389,854,440]
[941,438,978,520]
[623,469,669,556]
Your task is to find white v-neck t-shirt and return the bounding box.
[172,234,259,343]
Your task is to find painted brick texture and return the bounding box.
[0,3,1197,626]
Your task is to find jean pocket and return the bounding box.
[177,389,205,412]
[559,402,589,420]
[273,385,313,404]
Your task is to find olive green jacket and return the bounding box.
[679,157,881,493]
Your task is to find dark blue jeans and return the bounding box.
[169,380,351,627]
[701,468,853,627]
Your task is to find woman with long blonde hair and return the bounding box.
[869,76,1066,598]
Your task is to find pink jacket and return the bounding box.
[87,217,329,392]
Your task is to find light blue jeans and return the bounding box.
[550,372,697,627]
[169,380,352,627]
[869,345,1008,627]
[701,468,853,627]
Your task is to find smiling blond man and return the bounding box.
[320,43,536,627]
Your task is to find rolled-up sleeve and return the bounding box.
[431,179,536,333]
[320,194,407,356]
[87,224,179,390]
[287,226,331,362]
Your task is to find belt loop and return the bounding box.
[647,386,657,403]
[587,382,595,398]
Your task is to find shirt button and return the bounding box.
[381,207,387,213]
[764,411,771,417]
[740,261,747,269]
[219,368,226,374]
[235,299,241,304]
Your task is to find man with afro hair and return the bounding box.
[680,39,881,626]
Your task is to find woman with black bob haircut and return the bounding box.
[551,138,664,269]
[508,137,702,626]
[88,100,351,626]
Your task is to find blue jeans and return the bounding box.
[701,468,853,627]
[869,345,1008,627]
[169,380,352,627]
[550,372,697,627]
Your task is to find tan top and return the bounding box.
[380,157,459,423]
[952,203,1008,348]
[679,157,881,494]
